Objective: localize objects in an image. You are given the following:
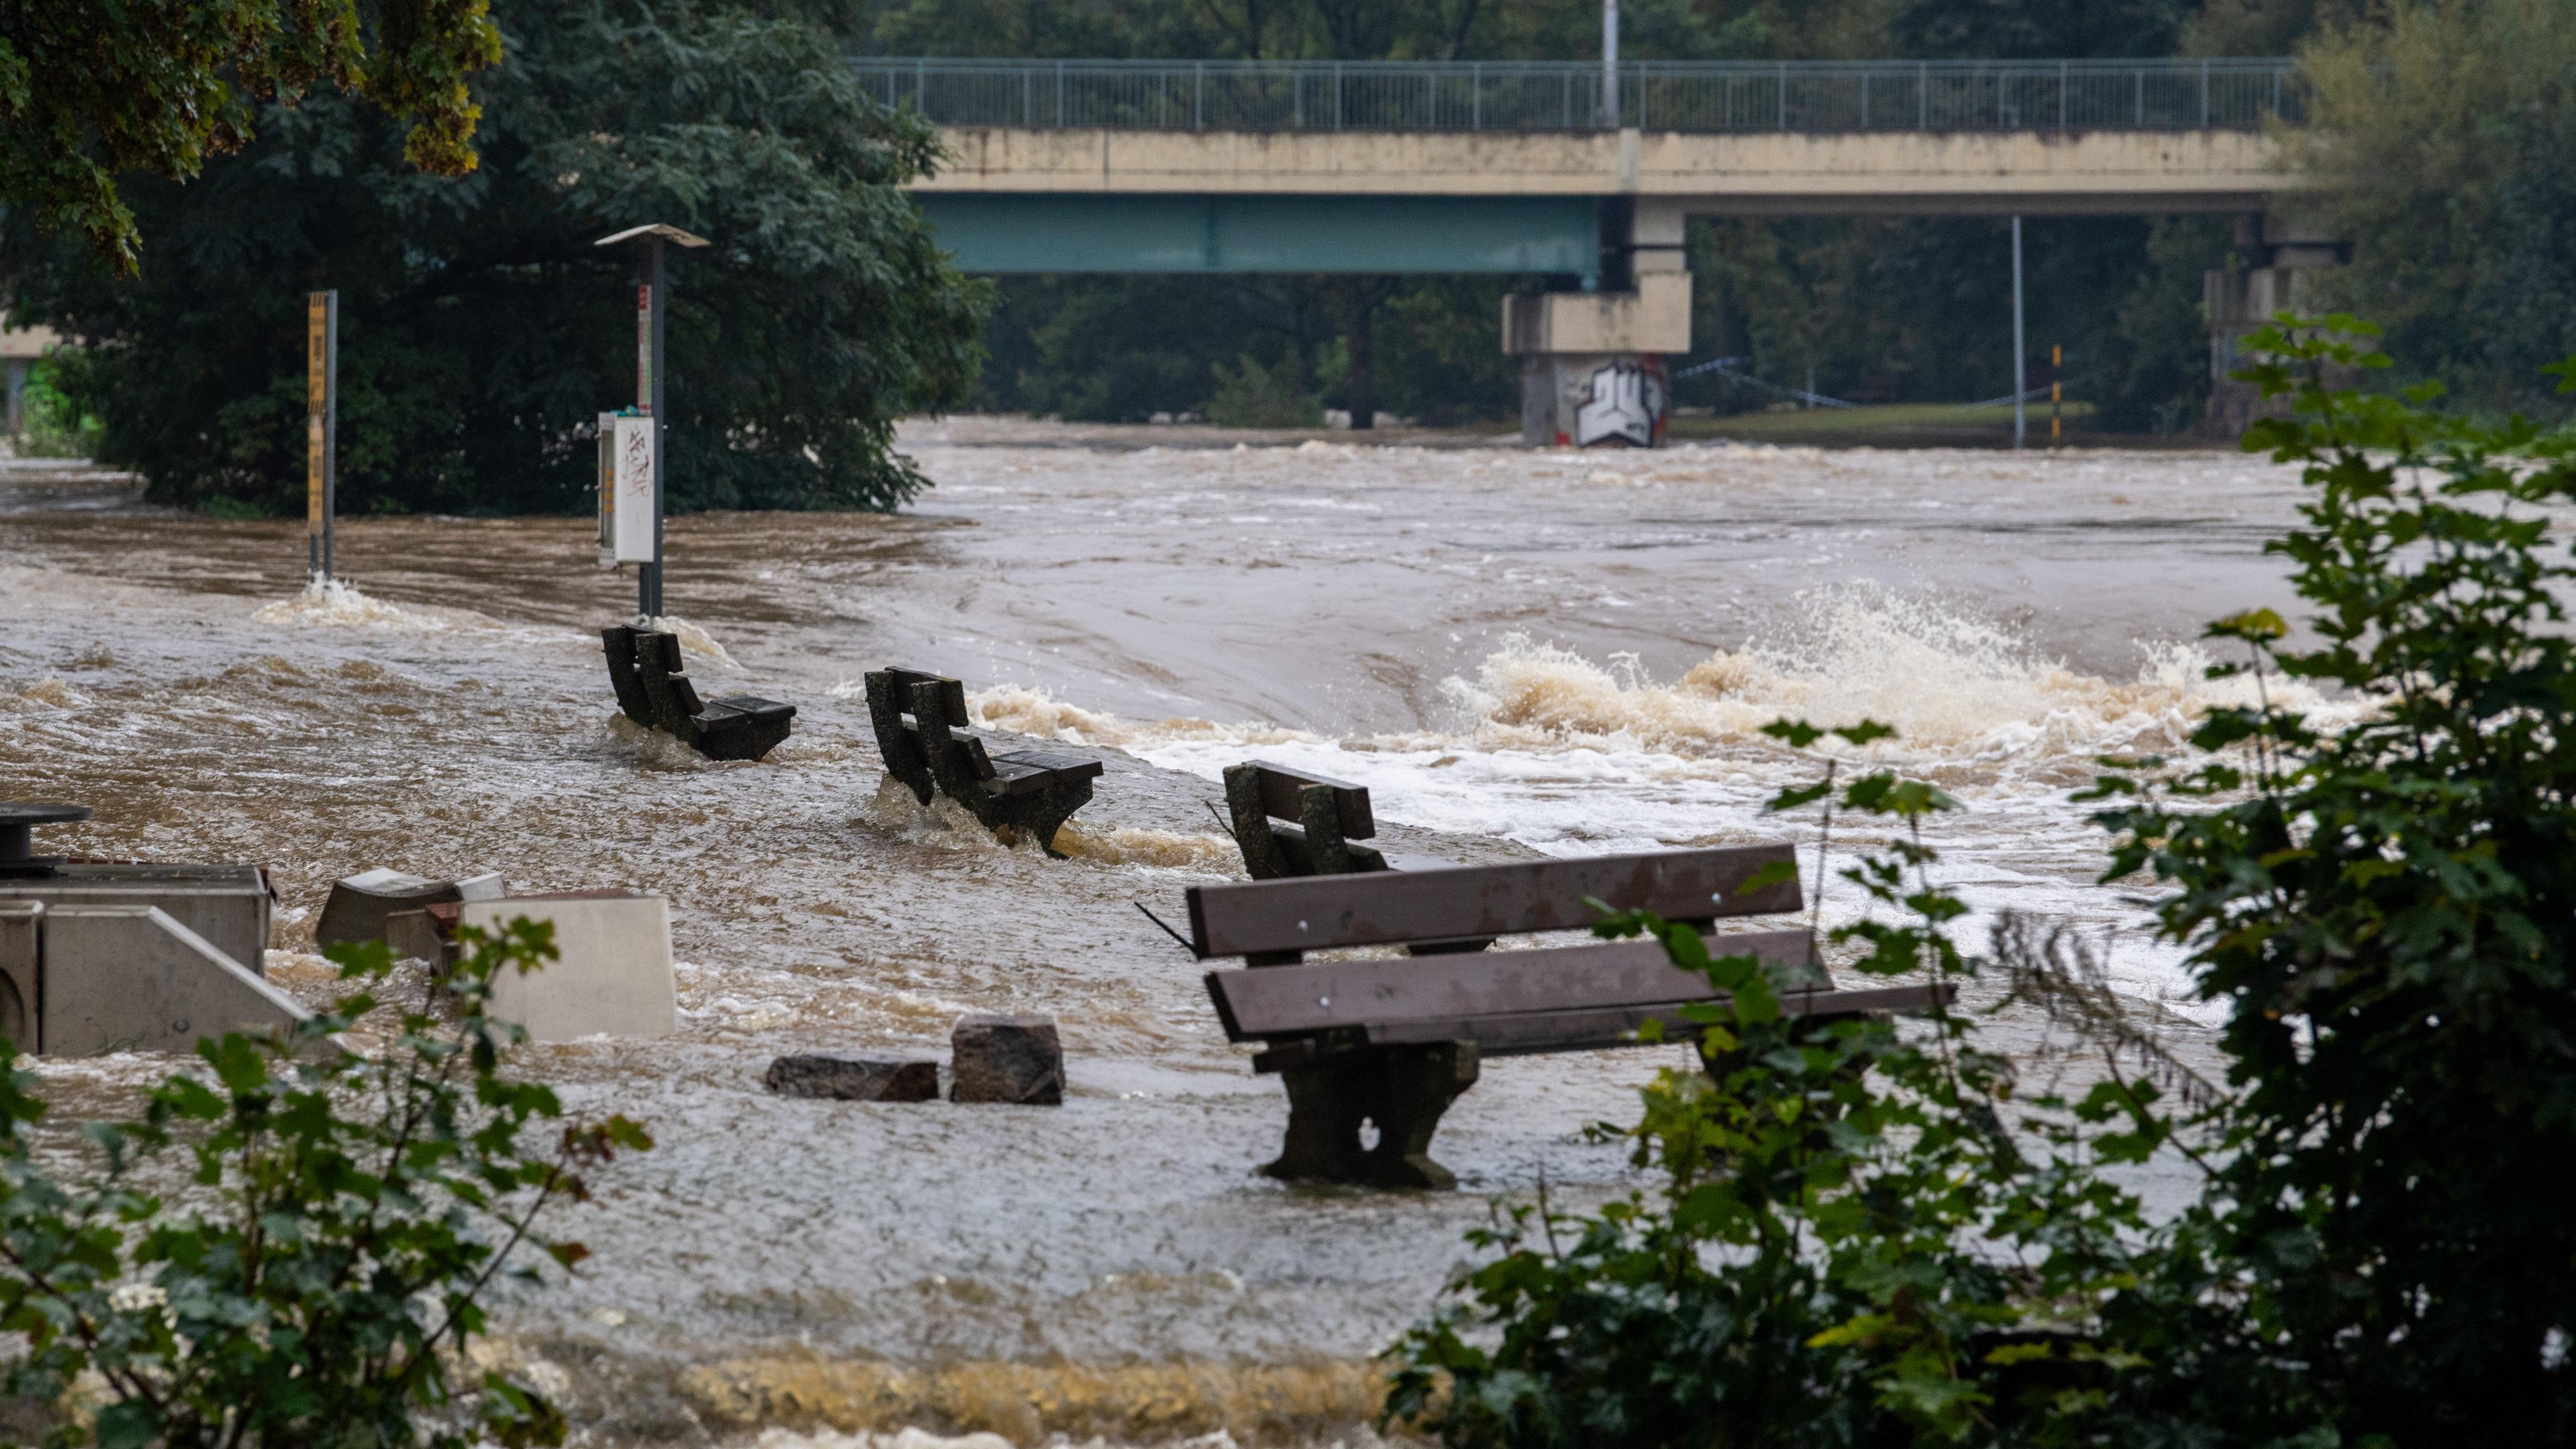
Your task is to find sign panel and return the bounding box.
[610,414,655,563]
[596,412,619,568]
[305,294,329,533]
[635,284,653,412]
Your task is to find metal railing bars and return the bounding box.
[850,56,2302,133]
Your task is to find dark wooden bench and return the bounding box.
[602,625,796,762]
[863,667,1104,856]
[1224,761,1388,877]
[1188,843,1951,1189]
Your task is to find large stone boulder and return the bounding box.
[764,1054,939,1102]
[949,1013,1064,1106]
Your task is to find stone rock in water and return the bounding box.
[765,1054,938,1102]
[949,1013,1064,1106]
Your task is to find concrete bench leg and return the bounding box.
[1263,1041,1480,1190]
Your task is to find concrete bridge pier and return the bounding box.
[1505,197,1693,447]
[2204,211,2351,435]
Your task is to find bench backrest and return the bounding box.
[1240,762,1373,839]
[1185,843,1800,959]
[881,669,967,727]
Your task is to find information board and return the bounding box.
[610,414,655,564]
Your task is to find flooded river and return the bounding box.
[0,424,2326,1445]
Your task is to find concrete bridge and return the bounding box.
[863,58,2332,439]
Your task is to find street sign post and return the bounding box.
[305,290,337,580]
[593,223,710,619]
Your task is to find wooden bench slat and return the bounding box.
[1185,843,1801,958]
[989,750,1107,797]
[1364,982,1953,1055]
[1206,928,1817,1039]
[1244,761,1374,839]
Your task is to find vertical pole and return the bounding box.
[305,290,337,583]
[1919,61,1928,128]
[2010,215,2027,449]
[2051,343,2063,446]
[1778,60,1787,129]
[1056,59,1065,125]
[2200,58,2210,127]
[323,292,336,582]
[2058,60,2068,127]
[1472,61,1481,129]
[1195,61,1204,129]
[648,236,667,619]
[1601,0,1618,129]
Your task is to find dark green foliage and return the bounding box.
[0,919,651,1449]
[2090,317,2576,1438]
[1892,0,2190,60]
[0,0,499,268]
[2,0,987,515]
[1388,322,2576,1444]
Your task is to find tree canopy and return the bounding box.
[1,0,988,514]
[0,0,500,269]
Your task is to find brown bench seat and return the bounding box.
[1188,843,1951,1189]
[602,625,796,763]
[863,667,1102,855]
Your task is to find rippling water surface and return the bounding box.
[0,429,2324,1444]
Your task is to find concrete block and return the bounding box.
[41,905,311,1057]
[317,869,460,949]
[949,1013,1064,1106]
[459,896,676,1042]
[0,902,35,1051]
[1,864,269,979]
[453,872,506,902]
[765,1054,939,1102]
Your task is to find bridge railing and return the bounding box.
[850,57,2301,133]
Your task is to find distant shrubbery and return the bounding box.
[1206,354,1325,429]
[1388,319,2576,1444]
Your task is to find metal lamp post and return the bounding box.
[594,223,710,619]
[1601,0,1620,129]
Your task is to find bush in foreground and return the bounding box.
[1388,317,2576,1444]
[0,921,649,1449]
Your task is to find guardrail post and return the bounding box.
[914,56,924,116]
[2270,65,2282,120]
[2135,65,2144,125]
[1334,61,1343,131]
[2058,60,2067,127]
[1919,62,1927,128]
[1056,60,1065,125]
[1777,60,1786,129]
[2201,58,2210,126]
[1195,62,1204,129]
[1472,61,1481,129]
[1860,70,1870,129]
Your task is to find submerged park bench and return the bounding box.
[1189,843,1952,1189]
[865,667,1105,855]
[1224,761,1389,877]
[602,624,797,762]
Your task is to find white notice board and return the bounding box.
[611,415,655,564]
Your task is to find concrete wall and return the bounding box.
[920,125,2306,215]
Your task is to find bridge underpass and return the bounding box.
[869,57,2334,443]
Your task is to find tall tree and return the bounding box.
[2294,0,2576,413]
[2,0,987,514]
[0,0,500,268]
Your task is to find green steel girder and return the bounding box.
[916,193,1601,278]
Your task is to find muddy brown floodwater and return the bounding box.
[0,425,2336,1447]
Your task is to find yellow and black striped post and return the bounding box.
[305,290,337,580]
[2049,343,2062,447]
